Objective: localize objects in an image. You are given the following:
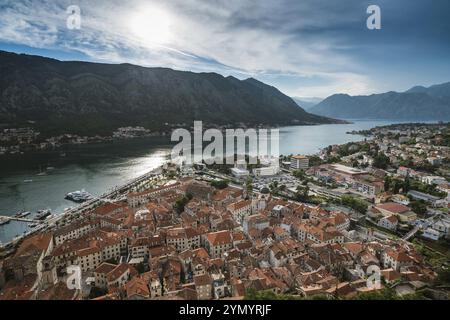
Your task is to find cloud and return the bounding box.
[0,0,448,97]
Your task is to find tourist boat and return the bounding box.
[65,189,93,203]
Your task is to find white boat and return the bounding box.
[65,189,93,203]
[36,209,52,220]
[14,211,31,218]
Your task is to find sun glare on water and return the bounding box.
[129,7,172,46]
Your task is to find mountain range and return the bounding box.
[0,50,338,136]
[309,82,450,120]
[292,97,323,111]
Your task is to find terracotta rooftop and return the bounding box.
[206,230,232,246]
[376,202,411,214]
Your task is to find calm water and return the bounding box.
[0,120,400,242]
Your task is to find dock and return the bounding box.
[0,215,37,223]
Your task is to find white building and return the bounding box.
[422,228,441,241]
[290,155,309,170]
[378,215,398,231]
[230,167,250,179]
[253,166,280,177]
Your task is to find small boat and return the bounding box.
[14,211,31,218]
[60,152,66,157]
[36,209,52,220]
[23,179,33,183]
[65,189,93,203]
[46,166,55,170]
[28,222,39,228]
[0,217,10,226]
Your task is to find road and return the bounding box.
[402,212,442,241]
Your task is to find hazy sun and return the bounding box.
[130,7,172,46]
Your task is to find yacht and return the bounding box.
[36,209,52,220]
[65,190,93,203]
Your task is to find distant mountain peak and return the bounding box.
[309,81,450,121]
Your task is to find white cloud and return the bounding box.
[0,0,374,97]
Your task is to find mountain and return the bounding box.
[406,82,450,99]
[0,50,338,136]
[309,82,450,120]
[292,97,323,111]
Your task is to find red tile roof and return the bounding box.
[376,202,410,214]
[206,230,232,246]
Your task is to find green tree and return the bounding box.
[341,196,368,214]
[409,200,427,215]
[210,179,229,189]
[245,178,253,194]
[174,194,192,214]
[384,176,391,191]
[292,169,305,179]
[373,152,390,169]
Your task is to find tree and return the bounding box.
[409,200,427,215]
[293,169,305,179]
[384,176,391,191]
[435,268,450,286]
[373,152,390,169]
[351,288,397,300]
[392,179,403,194]
[403,175,410,193]
[296,185,310,202]
[309,155,323,167]
[88,287,108,299]
[245,178,253,194]
[174,194,191,214]
[210,179,229,189]
[341,195,368,214]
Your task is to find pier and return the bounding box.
[0,215,37,223]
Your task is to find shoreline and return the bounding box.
[0,121,351,158]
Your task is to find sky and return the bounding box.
[0,0,449,99]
